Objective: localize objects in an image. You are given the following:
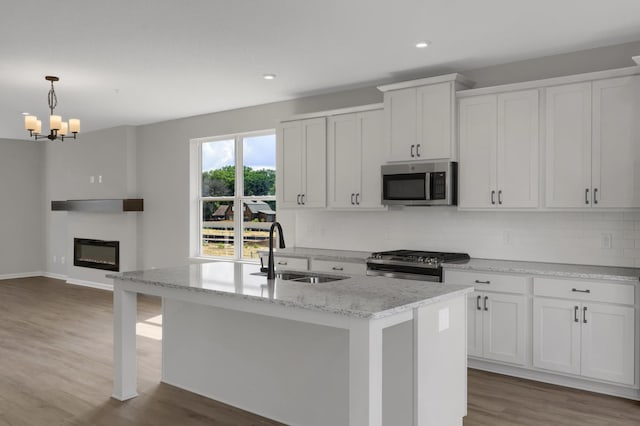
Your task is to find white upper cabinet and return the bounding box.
[458,89,539,209]
[545,75,640,209]
[592,76,640,208]
[379,74,473,162]
[328,109,385,209]
[276,117,326,208]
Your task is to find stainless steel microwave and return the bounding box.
[381,161,457,206]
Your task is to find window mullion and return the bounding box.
[235,136,244,260]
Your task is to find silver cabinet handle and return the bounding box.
[410,144,415,157]
[594,188,598,204]
[297,194,301,205]
[277,261,288,265]
[332,266,344,271]
[351,193,355,205]
[476,295,481,311]
[571,288,590,293]
[474,280,491,284]
[416,144,421,157]
[574,306,579,323]
[585,188,589,205]
[483,296,488,311]
[301,194,305,205]
[498,190,503,205]
[491,190,496,205]
[355,193,360,205]
[583,306,588,323]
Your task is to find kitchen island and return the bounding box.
[108,262,473,426]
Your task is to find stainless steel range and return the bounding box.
[366,250,470,282]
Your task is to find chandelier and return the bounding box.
[24,76,80,141]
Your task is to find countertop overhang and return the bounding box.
[108,262,472,319]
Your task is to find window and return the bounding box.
[191,130,276,261]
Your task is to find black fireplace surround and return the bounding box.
[73,238,120,271]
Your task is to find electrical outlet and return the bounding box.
[98,175,103,183]
[503,230,512,246]
[601,233,612,249]
[61,256,65,264]
[90,175,95,184]
[53,255,57,263]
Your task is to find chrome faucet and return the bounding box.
[265,222,285,279]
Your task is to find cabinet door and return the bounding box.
[467,292,483,358]
[385,88,417,161]
[592,76,640,208]
[544,83,592,208]
[328,114,359,208]
[301,118,326,208]
[533,298,581,375]
[482,293,527,365]
[417,82,452,160]
[358,109,385,208]
[277,121,303,208]
[581,302,635,385]
[496,90,539,208]
[458,95,498,208]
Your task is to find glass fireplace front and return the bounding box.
[73,238,120,271]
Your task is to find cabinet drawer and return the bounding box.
[311,259,366,275]
[533,277,635,305]
[444,270,528,294]
[273,256,309,271]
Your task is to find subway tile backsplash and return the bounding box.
[293,209,640,268]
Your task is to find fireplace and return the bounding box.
[74,238,120,271]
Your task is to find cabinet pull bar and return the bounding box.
[571,288,590,293]
[583,306,588,323]
[332,267,344,271]
[351,193,355,205]
[410,144,415,158]
[585,188,589,205]
[574,306,579,323]
[297,194,301,205]
[277,261,288,265]
[476,295,481,311]
[416,144,421,157]
[498,190,503,205]
[491,190,496,205]
[301,194,305,205]
[474,280,491,284]
[594,188,598,204]
[483,296,488,311]
[356,193,360,205]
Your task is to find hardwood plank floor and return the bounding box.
[1,276,638,425]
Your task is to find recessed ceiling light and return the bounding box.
[415,40,431,49]
[263,74,276,80]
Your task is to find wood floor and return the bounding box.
[1,277,638,426]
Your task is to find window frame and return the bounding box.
[190,129,276,262]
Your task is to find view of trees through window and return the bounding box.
[200,133,276,260]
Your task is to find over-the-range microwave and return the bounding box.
[381,161,458,206]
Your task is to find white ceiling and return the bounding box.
[3,0,640,141]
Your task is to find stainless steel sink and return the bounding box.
[252,270,346,283]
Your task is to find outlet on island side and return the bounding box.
[601,233,612,249]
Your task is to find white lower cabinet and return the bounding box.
[533,297,635,385]
[468,291,528,365]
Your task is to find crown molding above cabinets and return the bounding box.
[378,73,474,162]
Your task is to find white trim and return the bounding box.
[377,73,475,92]
[281,103,384,122]
[457,65,640,98]
[66,278,114,291]
[0,271,44,280]
[43,272,68,281]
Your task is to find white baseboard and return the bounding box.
[66,278,114,291]
[43,272,68,281]
[0,271,44,280]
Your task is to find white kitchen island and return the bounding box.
[108,262,473,426]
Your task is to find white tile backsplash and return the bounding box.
[292,209,640,268]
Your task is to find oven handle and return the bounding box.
[366,269,440,282]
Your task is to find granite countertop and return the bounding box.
[257,247,371,263]
[443,258,640,283]
[108,262,472,319]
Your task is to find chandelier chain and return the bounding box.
[48,80,57,115]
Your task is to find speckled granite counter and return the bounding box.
[109,261,472,319]
[257,247,370,263]
[443,258,640,283]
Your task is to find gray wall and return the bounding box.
[0,139,44,276]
